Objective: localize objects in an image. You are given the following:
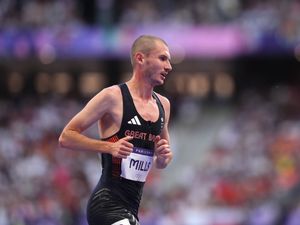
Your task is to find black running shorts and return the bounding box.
[87,188,140,225]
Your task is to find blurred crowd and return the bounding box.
[1,0,300,225]
[0,98,93,225]
[0,0,299,53]
[0,0,299,28]
[139,86,300,225]
[1,85,300,225]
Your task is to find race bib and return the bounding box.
[121,147,154,182]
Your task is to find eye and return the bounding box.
[159,55,168,61]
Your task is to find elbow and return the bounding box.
[58,131,68,148]
[58,128,79,149]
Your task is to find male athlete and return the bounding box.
[59,35,173,225]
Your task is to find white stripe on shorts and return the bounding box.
[111,218,131,225]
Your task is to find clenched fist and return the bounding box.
[110,136,133,159]
[154,136,173,168]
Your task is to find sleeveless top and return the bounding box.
[97,83,165,217]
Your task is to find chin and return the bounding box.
[150,77,164,87]
[154,80,164,86]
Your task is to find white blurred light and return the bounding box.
[171,73,186,95]
[79,72,106,97]
[186,73,210,98]
[38,44,56,64]
[171,44,186,64]
[52,72,72,95]
[213,72,235,99]
[7,72,24,94]
[35,72,51,94]
[165,72,210,98]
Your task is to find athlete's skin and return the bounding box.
[59,36,173,169]
[59,35,173,224]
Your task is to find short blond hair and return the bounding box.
[130,35,168,66]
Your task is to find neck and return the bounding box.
[126,75,153,100]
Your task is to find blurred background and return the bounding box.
[1,0,300,224]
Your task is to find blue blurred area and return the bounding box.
[1,1,300,225]
[0,25,249,59]
[0,0,299,59]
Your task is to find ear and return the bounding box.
[135,52,144,64]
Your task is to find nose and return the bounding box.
[165,61,172,73]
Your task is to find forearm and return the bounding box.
[59,129,111,154]
[154,155,172,169]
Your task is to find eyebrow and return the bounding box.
[160,54,171,61]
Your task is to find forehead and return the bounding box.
[151,41,171,59]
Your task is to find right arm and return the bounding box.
[58,86,133,158]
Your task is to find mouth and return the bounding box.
[160,72,167,80]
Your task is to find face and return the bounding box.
[142,42,172,86]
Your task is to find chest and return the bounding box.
[132,98,159,122]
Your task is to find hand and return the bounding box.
[154,136,173,168]
[110,136,133,158]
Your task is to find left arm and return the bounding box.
[154,95,173,169]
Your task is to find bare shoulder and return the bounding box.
[155,92,171,126]
[100,85,120,96]
[82,85,122,116]
[154,92,170,110]
[95,85,121,103]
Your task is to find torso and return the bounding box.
[98,85,122,138]
[89,83,165,219]
[131,95,159,122]
[98,84,161,139]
